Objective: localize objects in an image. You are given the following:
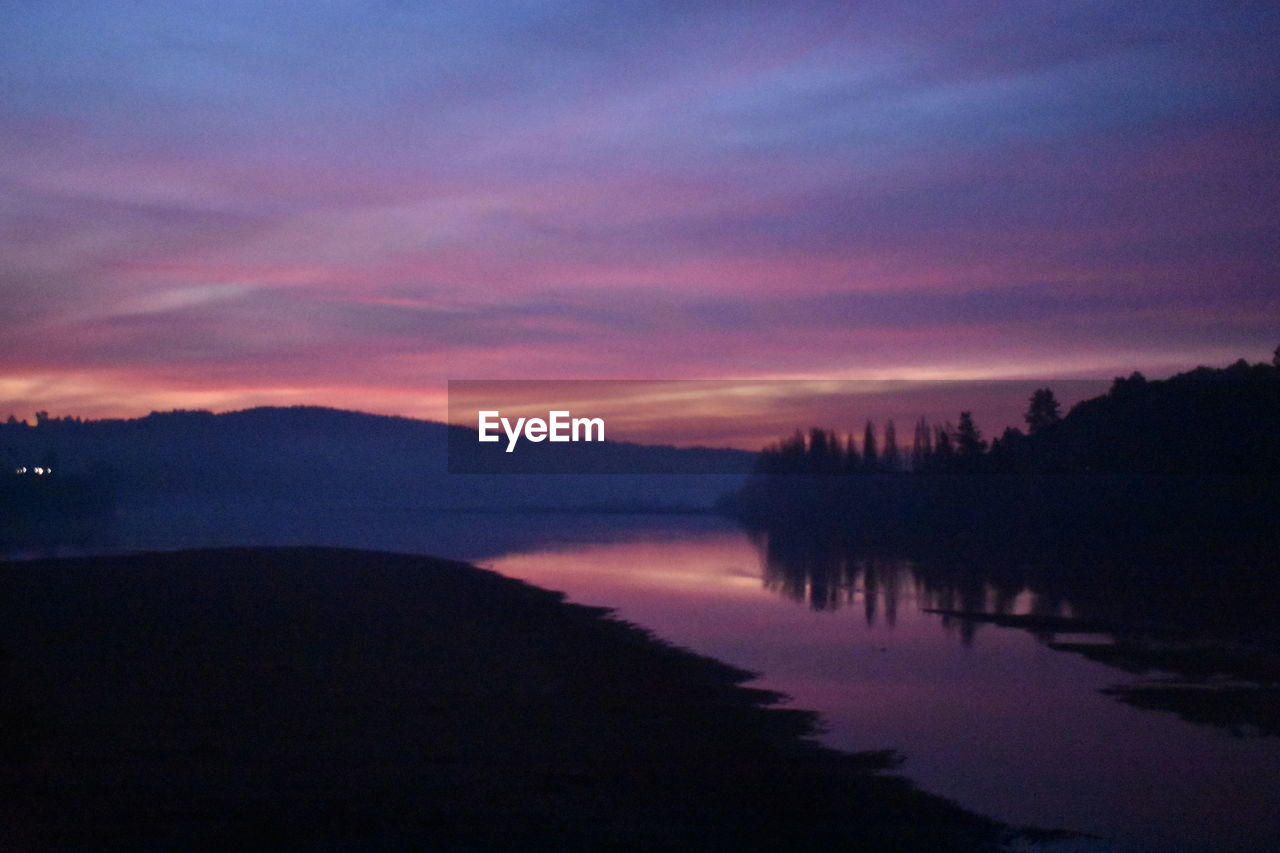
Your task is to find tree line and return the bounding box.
[734,351,1280,553]
[754,407,1000,476]
[754,350,1280,478]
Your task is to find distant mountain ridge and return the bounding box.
[0,406,752,511]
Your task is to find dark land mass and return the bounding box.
[0,407,752,550]
[0,547,1008,852]
[1054,640,1280,737]
[915,612,1280,738]
[733,354,1280,554]
[923,609,1112,635]
[1099,684,1280,738]
[0,406,751,501]
[0,469,113,550]
[921,607,1280,732]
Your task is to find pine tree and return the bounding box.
[1024,388,1061,435]
[843,433,861,473]
[934,423,954,467]
[956,411,985,459]
[807,428,843,474]
[882,419,900,471]
[911,417,932,471]
[862,420,878,472]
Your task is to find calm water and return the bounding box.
[83,503,1280,851]
[476,517,1280,853]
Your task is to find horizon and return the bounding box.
[9,354,1269,452]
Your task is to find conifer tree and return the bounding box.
[1024,388,1061,435]
[882,419,900,471]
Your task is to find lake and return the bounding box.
[476,514,1279,853]
[81,503,1280,851]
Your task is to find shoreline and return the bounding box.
[0,546,1014,850]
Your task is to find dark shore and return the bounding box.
[0,547,1004,851]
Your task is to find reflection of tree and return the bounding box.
[753,532,1064,641]
[752,529,1279,648]
[751,528,1280,733]
[755,532,860,612]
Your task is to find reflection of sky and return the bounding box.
[2,2,1278,421]
[487,528,1280,853]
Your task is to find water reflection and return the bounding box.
[754,528,1280,735]
[489,519,1280,853]
[754,531,1080,643]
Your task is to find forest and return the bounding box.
[735,351,1280,553]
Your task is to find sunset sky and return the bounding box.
[2,1,1277,430]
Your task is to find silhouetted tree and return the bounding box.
[933,423,954,467]
[1024,388,1061,435]
[882,420,900,471]
[843,432,861,473]
[754,429,807,475]
[1110,371,1147,399]
[809,427,834,473]
[956,412,985,459]
[740,351,1280,542]
[862,421,878,472]
[911,417,932,471]
[780,429,806,471]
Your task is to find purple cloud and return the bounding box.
[0,1,1277,426]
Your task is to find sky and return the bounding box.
[2,1,1278,434]
[446,379,1113,449]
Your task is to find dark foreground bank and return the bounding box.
[0,547,1012,851]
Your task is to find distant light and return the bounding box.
[14,467,26,474]
[33,467,45,475]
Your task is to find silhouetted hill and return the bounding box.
[990,358,1280,475]
[0,406,751,514]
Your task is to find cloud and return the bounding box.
[0,1,1277,419]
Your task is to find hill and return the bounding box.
[0,406,750,509]
[0,407,752,550]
